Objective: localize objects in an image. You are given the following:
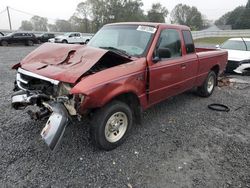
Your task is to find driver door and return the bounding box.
[148,29,186,105]
[68,34,75,43]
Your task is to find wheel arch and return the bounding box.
[211,64,220,85]
[106,92,142,124]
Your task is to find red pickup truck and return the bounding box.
[11,22,228,151]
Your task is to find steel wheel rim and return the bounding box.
[105,112,128,143]
[207,75,215,93]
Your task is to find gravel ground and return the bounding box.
[0,45,250,188]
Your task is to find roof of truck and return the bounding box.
[106,22,190,30]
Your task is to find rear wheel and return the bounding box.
[62,40,68,43]
[27,40,34,46]
[1,40,8,46]
[90,100,133,150]
[197,71,216,97]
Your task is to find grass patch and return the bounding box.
[194,37,231,44]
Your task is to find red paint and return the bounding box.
[18,23,228,113]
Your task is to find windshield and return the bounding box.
[87,25,156,56]
[7,33,14,36]
[63,32,72,36]
[221,40,250,51]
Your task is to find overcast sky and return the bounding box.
[0,0,247,30]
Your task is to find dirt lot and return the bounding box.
[0,45,250,188]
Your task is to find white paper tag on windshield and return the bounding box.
[137,25,157,33]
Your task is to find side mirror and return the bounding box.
[215,45,220,49]
[153,48,171,62]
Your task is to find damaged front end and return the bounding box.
[11,68,77,150]
[11,43,134,150]
[234,60,250,75]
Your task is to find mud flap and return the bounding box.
[40,103,69,151]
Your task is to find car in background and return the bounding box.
[217,38,250,74]
[0,32,38,46]
[54,32,92,44]
[48,38,55,43]
[36,33,55,43]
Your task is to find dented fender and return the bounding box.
[70,58,148,111]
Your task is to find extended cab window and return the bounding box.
[182,30,195,54]
[156,29,182,59]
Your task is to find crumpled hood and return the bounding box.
[20,43,131,83]
[226,49,250,61]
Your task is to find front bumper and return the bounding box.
[41,102,70,150]
[12,66,72,151]
[11,91,70,150]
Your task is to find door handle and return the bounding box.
[180,64,186,69]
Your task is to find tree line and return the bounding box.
[215,0,250,29]
[19,0,209,32]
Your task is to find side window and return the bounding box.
[182,30,195,54]
[156,29,182,59]
[14,33,21,37]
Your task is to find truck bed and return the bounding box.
[194,48,228,86]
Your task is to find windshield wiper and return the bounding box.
[100,46,131,58]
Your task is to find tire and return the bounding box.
[62,40,68,44]
[197,71,216,97]
[90,100,133,150]
[1,40,8,46]
[27,40,34,46]
[37,39,41,44]
[85,39,90,44]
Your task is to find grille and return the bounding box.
[16,69,59,95]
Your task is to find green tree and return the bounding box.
[215,12,231,26]
[74,0,146,32]
[226,6,245,28]
[147,3,168,23]
[19,20,33,31]
[215,6,245,29]
[48,24,58,32]
[30,16,48,31]
[235,1,250,29]
[75,2,92,32]
[121,0,146,22]
[55,19,72,32]
[171,4,204,30]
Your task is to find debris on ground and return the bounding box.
[218,77,231,87]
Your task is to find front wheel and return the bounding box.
[197,71,216,97]
[27,40,34,46]
[90,101,133,150]
[1,40,8,46]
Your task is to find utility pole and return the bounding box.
[6,6,12,30]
